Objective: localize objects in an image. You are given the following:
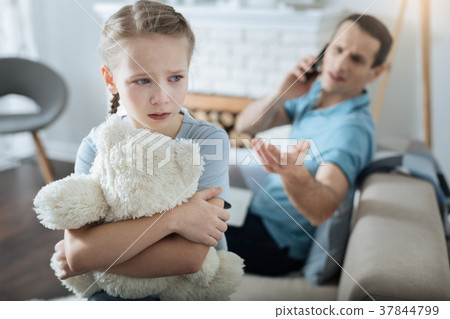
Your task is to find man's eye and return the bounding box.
[136,79,149,85]
[334,46,343,53]
[352,56,363,64]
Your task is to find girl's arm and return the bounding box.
[64,188,229,274]
[103,197,224,277]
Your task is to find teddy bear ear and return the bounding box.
[94,114,134,153]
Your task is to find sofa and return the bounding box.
[228,135,450,301]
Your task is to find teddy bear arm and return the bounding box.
[34,174,109,230]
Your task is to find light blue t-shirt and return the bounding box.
[250,79,375,260]
[74,108,231,249]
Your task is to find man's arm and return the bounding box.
[252,139,348,226]
[234,91,291,136]
[235,56,318,135]
[282,162,348,226]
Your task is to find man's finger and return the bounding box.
[295,140,311,165]
[252,138,271,165]
[262,144,281,168]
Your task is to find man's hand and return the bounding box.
[252,137,349,226]
[278,56,319,101]
[170,187,230,247]
[54,239,86,279]
[251,137,311,182]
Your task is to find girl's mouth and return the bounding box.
[148,113,170,120]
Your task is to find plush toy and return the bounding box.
[33,115,244,300]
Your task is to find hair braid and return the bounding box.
[109,93,120,114]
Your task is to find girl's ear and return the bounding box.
[101,65,118,94]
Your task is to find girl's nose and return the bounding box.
[150,85,171,105]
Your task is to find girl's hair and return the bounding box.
[100,0,195,114]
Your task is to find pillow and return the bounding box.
[227,187,253,227]
[301,187,356,284]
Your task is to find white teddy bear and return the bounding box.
[33,115,244,300]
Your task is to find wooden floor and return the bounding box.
[0,158,74,300]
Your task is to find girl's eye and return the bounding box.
[136,79,149,85]
[170,75,182,82]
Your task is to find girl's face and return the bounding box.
[104,34,190,138]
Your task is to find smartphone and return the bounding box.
[305,44,327,81]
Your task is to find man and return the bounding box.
[226,14,392,276]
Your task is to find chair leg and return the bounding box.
[31,131,54,184]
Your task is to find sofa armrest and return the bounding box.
[229,148,268,194]
[338,173,450,300]
[229,161,249,189]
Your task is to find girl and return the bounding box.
[54,0,232,301]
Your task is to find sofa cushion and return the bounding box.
[231,273,338,301]
[301,187,355,284]
[338,173,450,300]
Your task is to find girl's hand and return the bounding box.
[170,187,230,247]
[54,239,86,279]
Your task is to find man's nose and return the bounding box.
[333,53,350,72]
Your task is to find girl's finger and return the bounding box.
[218,209,230,222]
[217,220,228,233]
[196,187,222,200]
[210,229,224,242]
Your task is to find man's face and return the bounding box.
[321,21,383,98]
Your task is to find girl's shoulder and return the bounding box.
[178,108,229,141]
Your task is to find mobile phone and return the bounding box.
[305,44,327,81]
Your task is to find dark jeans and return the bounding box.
[88,291,160,301]
[226,212,304,276]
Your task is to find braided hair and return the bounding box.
[109,93,120,114]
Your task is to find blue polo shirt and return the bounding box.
[249,79,375,260]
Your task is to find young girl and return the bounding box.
[53,0,232,301]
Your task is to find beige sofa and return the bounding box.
[229,136,450,301]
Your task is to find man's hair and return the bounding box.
[339,14,393,67]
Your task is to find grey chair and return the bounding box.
[0,57,68,184]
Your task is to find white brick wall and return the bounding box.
[93,4,345,99]
[183,6,344,98]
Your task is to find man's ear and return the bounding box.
[367,63,387,83]
[101,65,118,94]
